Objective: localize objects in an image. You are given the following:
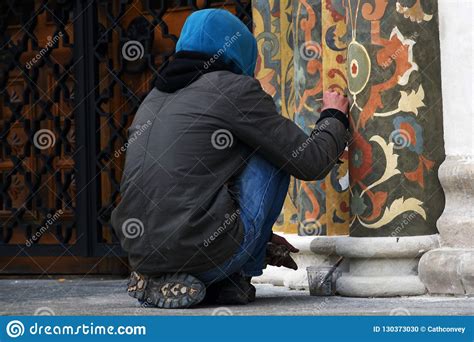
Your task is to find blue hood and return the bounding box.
[176,9,257,76]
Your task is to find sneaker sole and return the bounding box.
[137,273,206,309]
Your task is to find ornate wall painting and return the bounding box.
[346,0,445,237]
[280,1,296,125]
[277,1,301,234]
[253,0,351,236]
[321,0,350,235]
[253,0,281,105]
[253,0,300,233]
[292,0,329,236]
[291,0,351,236]
[252,0,445,237]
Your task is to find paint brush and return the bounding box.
[317,256,345,288]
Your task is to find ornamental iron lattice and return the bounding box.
[0,0,252,258]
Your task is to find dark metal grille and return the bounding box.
[0,0,251,259]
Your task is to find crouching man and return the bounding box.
[111,8,349,309]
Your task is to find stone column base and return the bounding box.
[419,248,474,296]
[335,235,439,297]
[437,156,473,248]
[419,156,474,296]
[254,234,440,297]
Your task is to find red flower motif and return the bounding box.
[350,132,373,184]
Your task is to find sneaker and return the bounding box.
[127,271,206,309]
[205,273,256,305]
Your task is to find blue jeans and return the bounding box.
[196,154,290,285]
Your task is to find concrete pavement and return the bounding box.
[0,278,472,316]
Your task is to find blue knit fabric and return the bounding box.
[176,9,257,76]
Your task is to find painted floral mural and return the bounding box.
[252,0,445,237]
[347,0,444,236]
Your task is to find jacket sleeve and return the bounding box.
[225,77,349,181]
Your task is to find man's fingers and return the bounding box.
[287,244,300,253]
[271,233,300,253]
[281,238,299,253]
[321,94,349,114]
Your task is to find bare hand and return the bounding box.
[321,90,349,115]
